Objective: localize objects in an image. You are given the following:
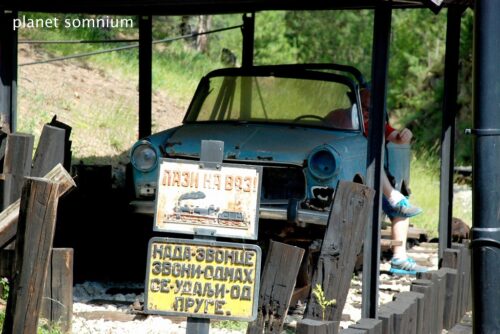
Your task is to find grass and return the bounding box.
[408,156,472,238]
[0,312,63,334]
[210,320,248,331]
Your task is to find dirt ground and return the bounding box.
[17,44,185,164]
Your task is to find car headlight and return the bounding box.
[131,141,158,172]
[308,145,339,180]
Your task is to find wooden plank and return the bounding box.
[305,181,375,322]
[442,248,460,269]
[0,248,14,277]
[380,226,427,241]
[393,291,424,334]
[350,318,383,334]
[451,243,466,321]
[380,239,402,247]
[385,301,410,334]
[40,248,73,333]
[460,240,471,314]
[31,125,66,177]
[246,241,304,334]
[1,133,34,209]
[340,328,366,334]
[296,318,339,334]
[420,271,446,334]
[48,116,72,171]
[410,279,434,334]
[1,177,60,334]
[3,133,34,175]
[377,305,394,334]
[440,267,459,330]
[0,164,75,249]
[0,129,9,170]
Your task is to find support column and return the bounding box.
[138,15,152,139]
[438,6,464,260]
[471,0,500,332]
[0,10,18,133]
[361,3,392,319]
[241,13,254,68]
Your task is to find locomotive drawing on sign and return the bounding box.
[169,191,247,228]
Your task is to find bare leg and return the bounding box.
[382,171,393,198]
[391,216,409,259]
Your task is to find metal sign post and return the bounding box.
[144,140,262,334]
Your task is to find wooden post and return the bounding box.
[31,125,66,177]
[350,318,383,334]
[0,164,75,249]
[340,328,367,334]
[440,267,459,330]
[377,305,394,334]
[441,248,460,327]
[247,241,304,334]
[2,178,60,334]
[394,291,424,334]
[40,248,73,333]
[458,240,471,315]
[420,270,447,334]
[296,318,338,334]
[0,248,14,277]
[305,181,375,322]
[384,301,410,334]
[410,279,434,334]
[1,133,34,209]
[451,243,466,321]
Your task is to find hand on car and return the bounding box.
[388,128,413,144]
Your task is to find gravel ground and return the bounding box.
[71,244,439,334]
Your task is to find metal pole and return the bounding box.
[361,2,392,319]
[138,15,152,139]
[241,13,254,68]
[471,0,500,332]
[438,6,464,261]
[0,10,18,133]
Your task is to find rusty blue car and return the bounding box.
[128,64,411,227]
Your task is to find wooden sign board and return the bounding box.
[153,159,261,240]
[144,238,261,321]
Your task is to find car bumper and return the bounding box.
[129,200,329,226]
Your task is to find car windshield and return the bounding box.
[185,75,360,130]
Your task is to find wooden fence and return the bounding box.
[340,241,472,334]
[0,120,75,333]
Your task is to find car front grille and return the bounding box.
[260,166,306,204]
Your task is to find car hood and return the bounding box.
[162,123,359,165]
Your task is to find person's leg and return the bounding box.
[381,170,422,218]
[389,216,428,275]
[391,216,409,259]
[382,171,405,206]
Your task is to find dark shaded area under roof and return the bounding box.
[2,0,473,15]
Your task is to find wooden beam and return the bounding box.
[246,241,304,334]
[1,133,34,209]
[31,125,66,177]
[0,164,75,249]
[40,248,74,333]
[2,177,60,334]
[350,318,383,334]
[305,181,375,322]
[297,318,339,334]
[410,279,434,334]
